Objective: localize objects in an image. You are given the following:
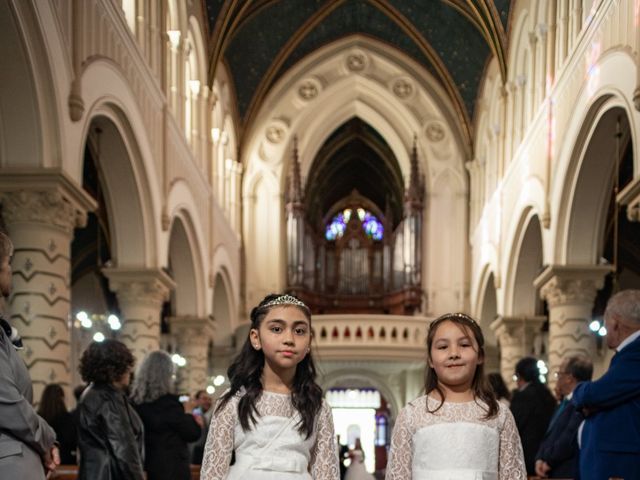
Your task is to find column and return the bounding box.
[169,316,214,394]
[536,24,548,106]
[103,268,174,362]
[528,31,538,123]
[0,173,95,402]
[534,265,611,386]
[491,316,546,390]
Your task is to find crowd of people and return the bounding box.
[0,226,639,479]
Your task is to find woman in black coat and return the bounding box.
[37,384,78,464]
[131,350,202,480]
[77,339,144,480]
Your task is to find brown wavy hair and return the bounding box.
[79,339,135,385]
[424,313,498,418]
[216,293,322,438]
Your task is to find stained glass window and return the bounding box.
[325,208,384,241]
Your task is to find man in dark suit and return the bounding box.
[535,355,593,478]
[573,289,640,480]
[0,232,59,479]
[510,356,557,475]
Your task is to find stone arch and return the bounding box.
[503,208,544,316]
[80,114,157,267]
[321,369,401,419]
[475,268,499,348]
[555,102,632,264]
[211,266,236,347]
[0,1,61,169]
[552,50,639,264]
[77,59,163,266]
[166,206,206,317]
[241,36,468,309]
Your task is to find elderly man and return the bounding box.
[572,289,640,480]
[0,232,59,478]
[535,355,593,478]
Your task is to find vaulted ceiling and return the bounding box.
[205,0,513,140]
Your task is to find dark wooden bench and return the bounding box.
[50,465,201,479]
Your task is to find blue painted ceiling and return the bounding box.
[206,0,513,141]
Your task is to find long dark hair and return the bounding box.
[216,293,322,437]
[424,313,498,418]
[37,384,68,424]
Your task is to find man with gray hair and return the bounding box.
[572,289,640,480]
[534,355,593,478]
[0,231,59,478]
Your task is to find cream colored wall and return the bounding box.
[471,0,640,383]
[0,0,241,398]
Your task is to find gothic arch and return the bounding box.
[0,1,61,169]
[472,265,499,348]
[321,369,401,419]
[77,59,163,267]
[503,208,544,316]
[166,195,207,316]
[552,50,639,264]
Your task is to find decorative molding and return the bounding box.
[297,77,322,101]
[390,77,414,99]
[534,265,613,308]
[0,170,96,233]
[425,122,445,142]
[102,267,175,308]
[345,50,369,72]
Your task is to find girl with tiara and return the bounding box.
[385,313,527,480]
[201,294,340,480]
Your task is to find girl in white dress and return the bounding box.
[386,313,527,480]
[201,294,340,480]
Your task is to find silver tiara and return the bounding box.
[262,294,307,309]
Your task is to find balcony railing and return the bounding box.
[311,314,431,361]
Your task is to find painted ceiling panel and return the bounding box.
[278,0,439,88]
[208,0,513,137]
[386,0,490,118]
[225,0,325,116]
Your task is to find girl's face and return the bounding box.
[429,320,483,391]
[250,306,311,373]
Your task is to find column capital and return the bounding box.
[491,315,546,347]
[103,267,175,308]
[534,265,612,308]
[0,169,97,233]
[168,315,215,344]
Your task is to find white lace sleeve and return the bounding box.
[385,405,413,480]
[498,406,527,480]
[200,395,237,480]
[309,401,340,480]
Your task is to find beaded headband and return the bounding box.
[261,294,308,310]
[430,312,477,329]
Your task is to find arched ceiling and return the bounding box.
[206,0,512,140]
[304,118,405,230]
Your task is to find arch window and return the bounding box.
[325,208,384,241]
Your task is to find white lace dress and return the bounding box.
[200,390,340,480]
[385,395,527,480]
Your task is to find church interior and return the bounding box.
[2,0,640,476]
